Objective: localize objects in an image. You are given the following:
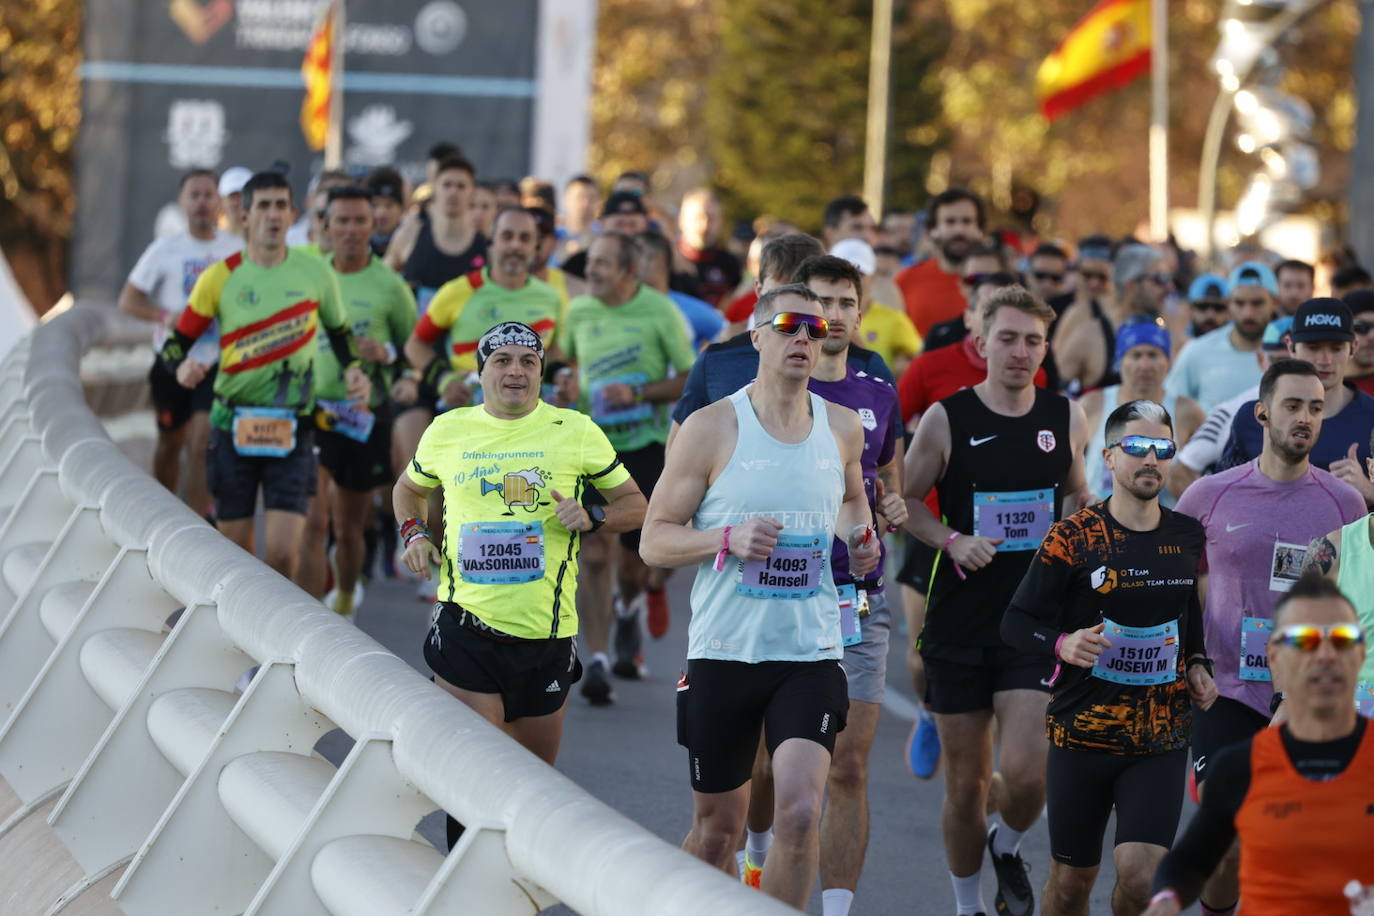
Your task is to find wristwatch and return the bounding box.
[586,504,607,532]
[1187,656,1214,678]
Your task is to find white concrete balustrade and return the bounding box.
[0,306,794,915]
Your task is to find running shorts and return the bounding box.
[920,642,1053,715]
[1046,745,1188,867]
[207,423,317,520]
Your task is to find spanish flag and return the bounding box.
[1036,0,1152,121]
[299,1,336,151]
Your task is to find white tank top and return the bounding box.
[688,387,845,662]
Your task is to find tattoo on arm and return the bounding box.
[1302,535,1337,576]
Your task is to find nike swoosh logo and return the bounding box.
[970,435,998,447]
[1226,523,1251,532]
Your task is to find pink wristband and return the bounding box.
[1148,889,1179,907]
[1046,632,1069,687]
[1054,632,1068,661]
[713,526,733,572]
[942,531,967,581]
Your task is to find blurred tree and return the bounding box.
[704,0,949,229]
[0,0,80,312]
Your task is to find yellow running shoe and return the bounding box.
[742,853,763,889]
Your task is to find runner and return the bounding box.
[118,168,240,517]
[1002,398,1216,915]
[1217,299,1374,496]
[387,154,488,312]
[832,238,922,379]
[158,170,368,577]
[734,255,906,916]
[1275,258,1315,316]
[1173,358,1365,916]
[1144,575,1374,916]
[1053,243,1167,395]
[1080,315,1204,507]
[1344,289,1374,396]
[1184,274,1231,339]
[298,186,417,613]
[895,188,985,337]
[1165,262,1277,411]
[395,321,646,847]
[639,282,880,909]
[902,284,1091,916]
[559,232,696,702]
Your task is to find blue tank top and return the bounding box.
[688,388,845,662]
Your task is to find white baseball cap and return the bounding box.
[829,238,876,276]
[218,166,253,197]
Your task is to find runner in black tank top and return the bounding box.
[403,219,489,311]
[902,286,1091,916]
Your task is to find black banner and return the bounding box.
[74,0,538,299]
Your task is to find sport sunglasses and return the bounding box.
[1107,435,1177,459]
[769,311,830,340]
[1271,623,1365,651]
[1354,320,1374,335]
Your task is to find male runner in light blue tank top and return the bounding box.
[641,283,880,909]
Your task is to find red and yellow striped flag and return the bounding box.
[299,1,336,150]
[1036,0,1152,121]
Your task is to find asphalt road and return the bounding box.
[343,559,1188,915]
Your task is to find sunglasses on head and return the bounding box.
[1080,270,1109,283]
[1270,623,1365,652]
[1032,271,1065,283]
[769,311,830,340]
[1107,435,1177,459]
[1355,320,1374,335]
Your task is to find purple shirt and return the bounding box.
[1175,460,1366,716]
[808,367,899,586]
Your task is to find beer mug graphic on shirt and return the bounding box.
[478,468,548,514]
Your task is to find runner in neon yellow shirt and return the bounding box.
[394,321,645,783]
[160,171,369,579]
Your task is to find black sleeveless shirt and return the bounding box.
[925,385,1073,647]
[403,221,488,308]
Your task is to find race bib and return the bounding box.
[458,521,545,585]
[232,407,296,457]
[1092,618,1180,686]
[1239,616,1273,682]
[1356,683,1374,717]
[972,489,1054,552]
[838,584,864,647]
[316,398,376,443]
[590,372,652,427]
[737,531,826,599]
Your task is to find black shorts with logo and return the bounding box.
[1046,745,1188,867]
[920,641,1054,715]
[676,658,849,793]
[317,406,394,492]
[424,602,582,722]
[149,359,216,432]
[207,422,317,520]
[1190,694,1269,785]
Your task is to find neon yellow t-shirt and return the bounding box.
[407,400,631,639]
[419,268,561,373]
[858,302,922,371]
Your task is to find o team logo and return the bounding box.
[1090,565,1118,594]
[1037,429,1057,453]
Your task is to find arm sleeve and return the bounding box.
[671,352,714,425]
[1176,403,1233,471]
[1152,742,1250,903]
[581,420,633,492]
[1001,524,1077,655]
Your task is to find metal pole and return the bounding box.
[863,0,894,218]
[325,0,344,170]
[1149,0,1169,241]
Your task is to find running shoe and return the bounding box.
[581,658,615,706]
[323,583,364,618]
[986,823,1034,916]
[741,852,763,889]
[612,597,647,679]
[905,706,941,780]
[645,584,670,639]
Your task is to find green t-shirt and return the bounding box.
[561,284,697,451]
[183,249,346,430]
[421,268,561,372]
[407,400,631,639]
[315,255,417,407]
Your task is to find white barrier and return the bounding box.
[0,306,795,915]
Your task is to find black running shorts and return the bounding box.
[206,423,317,520]
[317,407,394,493]
[424,602,582,722]
[149,359,216,432]
[1190,694,1269,785]
[920,642,1054,715]
[1046,744,1188,867]
[676,658,849,794]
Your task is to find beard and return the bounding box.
[1268,428,1314,463]
[1119,470,1163,501]
[821,335,850,356]
[940,237,972,265]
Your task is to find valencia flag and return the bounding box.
[299,1,336,150]
[1036,0,1152,121]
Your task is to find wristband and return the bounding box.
[1046,632,1069,687]
[942,531,967,581]
[713,526,733,572]
[1148,889,1179,907]
[404,530,431,548]
[1054,632,1068,661]
[383,342,398,365]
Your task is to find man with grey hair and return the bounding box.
[1165,262,1277,410]
[1053,242,1168,394]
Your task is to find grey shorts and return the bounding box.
[840,588,891,704]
